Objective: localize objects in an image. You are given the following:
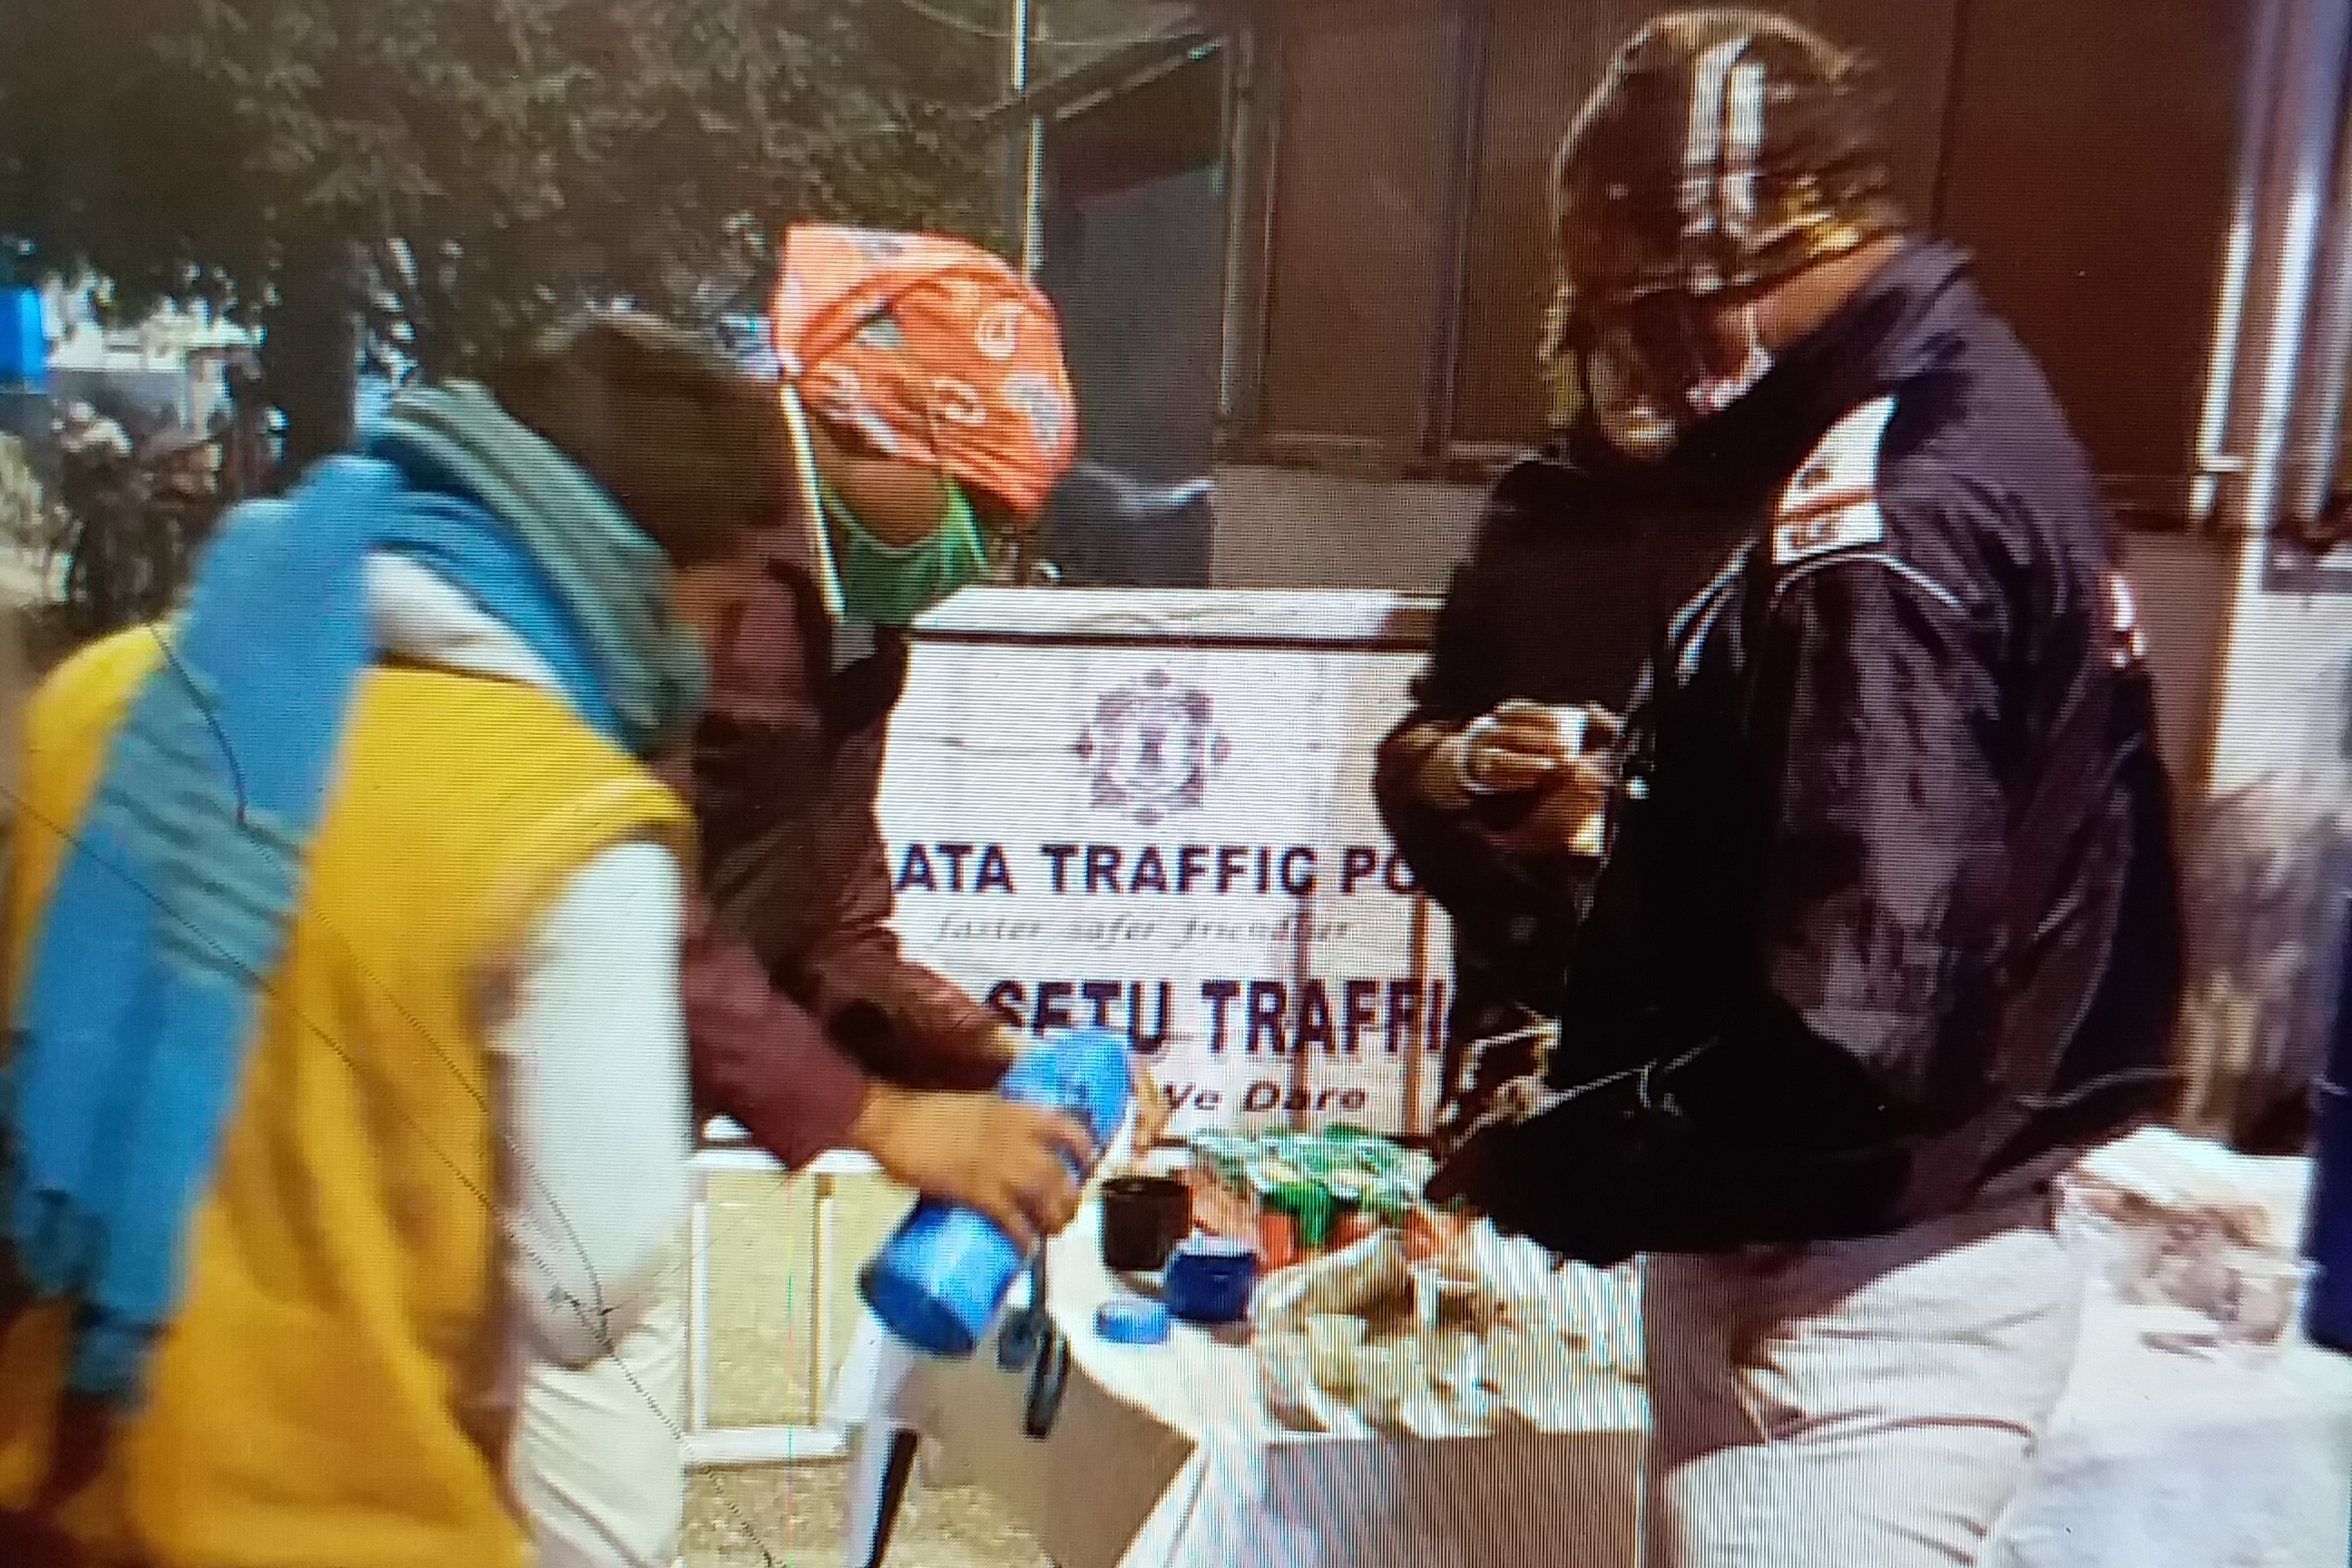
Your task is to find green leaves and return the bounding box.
[0,0,1044,372]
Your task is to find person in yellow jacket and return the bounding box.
[0,312,777,1567]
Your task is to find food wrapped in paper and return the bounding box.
[1251,1230,1414,1331]
[2062,1126,2313,1328]
[1257,1330,1339,1433]
[1483,1324,1592,1431]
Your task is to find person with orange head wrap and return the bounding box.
[769,224,1079,623]
[681,221,1142,1246]
[500,229,1154,1568]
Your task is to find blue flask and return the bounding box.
[859,1027,1134,1358]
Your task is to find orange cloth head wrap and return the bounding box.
[771,224,1081,518]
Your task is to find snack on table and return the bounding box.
[1184,1127,1453,1272]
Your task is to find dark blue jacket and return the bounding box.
[2307,893,2352,1352]
[1433,241,2185,1261]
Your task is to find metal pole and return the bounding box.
[1214,26,1257,428]
[2203,0,2352,538]
[2193,0,2293,523]
[1216,23,1283,442]
[1418,1,1494,468]
[1008,0,1045,277]
[688,1163,711,1436]
[810,1171,836,1427]
[2194,0,2352,795]
[2285,78,2352,525]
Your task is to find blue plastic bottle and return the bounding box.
[860,1027,1134,1358]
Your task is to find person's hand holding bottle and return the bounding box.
[849,1083,1094,1253]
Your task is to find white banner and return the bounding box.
[876,590,1452,1139]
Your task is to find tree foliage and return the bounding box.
[184,0,1015,375]
[0,0,1180,461]
[0,0,268,318]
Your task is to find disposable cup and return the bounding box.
[1307,1314,1367,1390]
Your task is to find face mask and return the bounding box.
[1587,298,1773,459]
[1684,306,1774,417]
[823,477,988,627]
[1586,343,1683,462]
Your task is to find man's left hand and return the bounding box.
[986,1025,1171,1161]
[1427,1112,1643,1269]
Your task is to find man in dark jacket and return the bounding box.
[1422,15,2183,1566]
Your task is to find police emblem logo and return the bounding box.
[1076,671,1233,827]
[1771,495,1883,565]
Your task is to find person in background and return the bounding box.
[1376,274,1756,1157]
[1428,14,2183,1567]
[0,313,771,1567]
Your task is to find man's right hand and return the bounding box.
[1416,700,1583,809]
[849,1083,1094,1253]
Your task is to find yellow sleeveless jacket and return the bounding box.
[0,628,691,1567]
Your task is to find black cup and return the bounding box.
[1101,1175,1192,1273]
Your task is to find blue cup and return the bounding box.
[1163,1235,1258,1325]
[859,1027,1133,1358]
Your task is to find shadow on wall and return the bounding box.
[2178,633,2352,1156]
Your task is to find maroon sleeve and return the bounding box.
[681,538,1008,1127]
[796,752,1014,1094]
[680,882,873,1169]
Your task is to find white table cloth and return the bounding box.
[843,1197,2352,1568]
[842,1201,1645,1568]
[1989,1298,2352,1568]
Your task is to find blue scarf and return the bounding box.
[3,383,707,1399]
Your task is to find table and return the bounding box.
[839,1200,1647,1568]
[1989,1297,2352,1568]
[841,1200,2352,1568]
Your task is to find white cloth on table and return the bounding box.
[1988,1297,2352,1568]
[843,1202,1647,1568]
[848,1156,2352,1568]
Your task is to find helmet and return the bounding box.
[1544,12,1904,456]
[1553,10,1904,307]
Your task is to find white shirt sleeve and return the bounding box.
[493,838,692,1367]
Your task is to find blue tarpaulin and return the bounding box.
[0,288,47,388]
[2305,896,2352,1353]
